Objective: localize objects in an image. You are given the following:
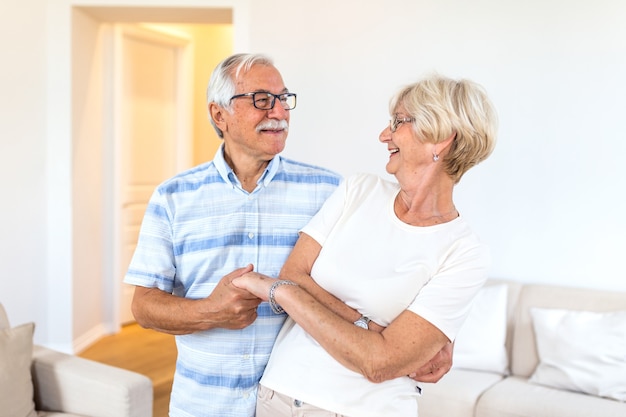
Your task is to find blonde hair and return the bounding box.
[390,74,498,183]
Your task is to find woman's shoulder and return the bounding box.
[345,172,398,190]
[341,173,399,204]
[344,173,398,194]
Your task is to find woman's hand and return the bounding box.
[408,341,454,382]
[231,271,276,300]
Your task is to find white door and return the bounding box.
[112,24,193,325]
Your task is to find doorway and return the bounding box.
[111,23,193,324]
[71,6,235,345]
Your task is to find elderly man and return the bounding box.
[124,53,452,417]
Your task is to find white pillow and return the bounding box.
[530,308,626,401]
[452,284,509,374]
[0,322,37,417]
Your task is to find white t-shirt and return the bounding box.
[260,173,490,417]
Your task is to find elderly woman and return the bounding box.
[232,74,498,417]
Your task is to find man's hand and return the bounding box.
[204,264,263,329]
[409,341,454,383]
[131,265,262,334]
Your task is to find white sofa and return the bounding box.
[0,303,153,417]
[417,279,626,417]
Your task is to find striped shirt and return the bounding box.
[124,145,341,417]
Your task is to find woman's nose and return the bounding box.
[379,125,391,142]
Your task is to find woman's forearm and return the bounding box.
[269,280,448,383]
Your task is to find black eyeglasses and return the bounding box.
[390,115,415,132]
[230,92,297,110]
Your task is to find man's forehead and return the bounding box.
[234,65,287,92]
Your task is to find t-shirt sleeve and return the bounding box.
[408,239,490,341]
[300,178,348,246]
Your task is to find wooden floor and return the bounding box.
[79,323,176,417]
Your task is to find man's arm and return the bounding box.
[131,265,262,334]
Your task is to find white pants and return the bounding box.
[256,385,348,417]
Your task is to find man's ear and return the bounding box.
[209,102,226,131]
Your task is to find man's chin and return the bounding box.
[261,138,287,156]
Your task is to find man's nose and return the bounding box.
[267,102,289,119]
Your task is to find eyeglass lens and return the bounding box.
[253,92,296,110]
[390,116,413,132]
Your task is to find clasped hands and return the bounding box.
[225,265,453,383]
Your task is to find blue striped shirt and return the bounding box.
[124,145,341,417]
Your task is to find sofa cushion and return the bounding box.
[0,321,37,417]
[476,376,626,417]
[511,283,626,377]
[453,284,509,374]
[0,304,9,329]
[417,368,504,417]
[529,307,626,401]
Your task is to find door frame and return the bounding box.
[103,23,194,331]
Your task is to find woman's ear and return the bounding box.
[442,132,456,149]
[434,132,456,156]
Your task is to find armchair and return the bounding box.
[0,303,153,417]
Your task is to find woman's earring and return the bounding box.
[433,153,439,162]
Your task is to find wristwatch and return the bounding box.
[354,315,371,329]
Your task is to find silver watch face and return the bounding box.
[354,317,369,329]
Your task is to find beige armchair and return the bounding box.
[1,303,153,417]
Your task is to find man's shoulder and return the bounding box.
[156,162,218,194]
[278,156,342,181]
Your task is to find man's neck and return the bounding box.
[224,151,272,193]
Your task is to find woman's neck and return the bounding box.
[394,179,458,226]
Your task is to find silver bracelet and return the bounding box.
[268,280,298,314]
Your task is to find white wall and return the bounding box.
[249,0,626,292]
[1,0,624,350]
[0,0,49,340]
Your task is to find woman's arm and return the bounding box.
[280,233,453,381]
[233,235,450,383]
[234,272,449,382]
[278,233,385,332]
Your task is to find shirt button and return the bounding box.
[294,399,303,407]
[243,354,250,360]
[248,232,254,239]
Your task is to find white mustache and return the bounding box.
[256,119,289,132]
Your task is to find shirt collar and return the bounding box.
[213,143,281,189]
